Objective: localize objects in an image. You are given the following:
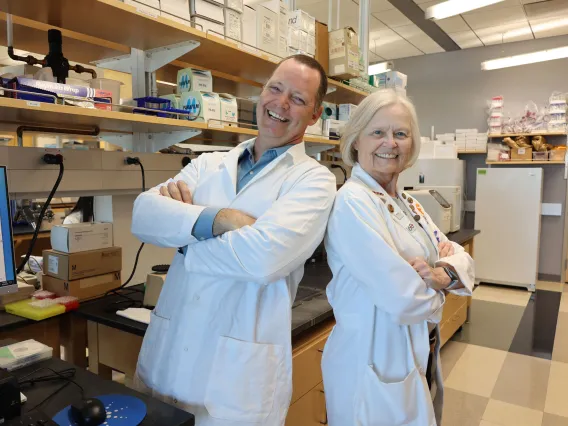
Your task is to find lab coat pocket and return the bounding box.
[137,312,170,389]
[205,336,285,422]
[354,365,433,426]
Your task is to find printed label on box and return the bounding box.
[334,64,346,75]
[329,35,345,60]
[48,255,58,275]
[262,15,276,45]
[519,148,526,154]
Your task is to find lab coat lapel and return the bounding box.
[221,139,254,197]
[398,191,441,256]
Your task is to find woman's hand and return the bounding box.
[409,258,451,291]
[438,241,454,258]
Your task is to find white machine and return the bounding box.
[407,189,452,234]
[419,186,462,232]
[399,159,465,189]
[475,168,542,292]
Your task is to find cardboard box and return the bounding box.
[224,8,242,41]
[278,35,288,58]
[181,91,221,123]
[177,68,213,94]
[219,93,238,126]
[161,0,190,19]
[288,27,300,50]
[315,21,329,74]
[289,9,315,35]
[242,5,257,51]
[322,102,337,120]
[279,1,289,37]
[42,272,121,301]
[125,0,160,17]
[307,34,315,55]
[225,0,243,13]
[160,11,192,27]
[377,71,407,90]
[190,0,224,23]
[50,223,113,254]
[299,30,308,52]
[339,103,357,121]
[511,147,533,161]
[256,5,278,56]
[43,247,122,281]
[328,27,359,79]
[191,16,224,36]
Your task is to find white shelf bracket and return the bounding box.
[102,129,202,153]
[326,86,337,95]
[92,40,201,74]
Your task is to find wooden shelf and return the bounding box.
[0,0,367,105]
[458,150,487,154]
[486,160,565,165]
[0,98,338,146]
[488,132,566,137]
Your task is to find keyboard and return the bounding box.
[6,410,58,426]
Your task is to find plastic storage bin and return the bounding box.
[533,151,549,161]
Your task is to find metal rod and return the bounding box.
[328,0,333,30]
[336,0,340,30]
[359,0,370,73]
[7,14,13,47]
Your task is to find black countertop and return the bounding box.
[12,224,50,236]
[3,340,194,426]
[447,229,480,246]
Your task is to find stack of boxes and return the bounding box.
[370,71,407,95]
[548,93,567,133]
[288,10,315,57]
[314,102,351,139]
[224,0,244,42]
[42,223,122,301]
[328,27,359,80]
[242,0,288,58]
[455,129,487,152]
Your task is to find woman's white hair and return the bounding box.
[340,89,421,168]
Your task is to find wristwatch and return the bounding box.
[442,266,459,290]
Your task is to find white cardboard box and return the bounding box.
[191,16,224,36]
[307,34,315,55]
[288,9,315,35]
[339,103,357,121]
[256,5,278,56]
[224,8,242,41]
[180,91,221,123]
[225,0,243,12]
[241,5,257,51]
[219,93,238,126]
[279,2,289,37]
[177,68,213,93]
[160,11,192,26]
[190,0,224,23]
[299,29,308,52]
[278,35,288,58]
[51,223,113,254]
[161,0,190,19]
[288,27,300,50]
[125,0,160,17]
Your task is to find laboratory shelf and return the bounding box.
[458,150,487,154]
[488,132,567,137]
[486,160,565,165]
[0,98,339,146]
[0,0,367,105]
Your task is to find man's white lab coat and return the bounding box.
[131,139,336,426]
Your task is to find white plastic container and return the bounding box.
[88,78,123,104]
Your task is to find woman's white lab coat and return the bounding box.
[130,140,336,426]
[322,164,474,426]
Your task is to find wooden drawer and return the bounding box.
[440,300,467,347]
[442,293,465,323]
[286,382,326,426]
[291,327,331,404]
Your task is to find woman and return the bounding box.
[63,196,94,224]
[322,90,474,426]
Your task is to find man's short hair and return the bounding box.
[275,54,328,110]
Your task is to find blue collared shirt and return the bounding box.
[191,143,293,241]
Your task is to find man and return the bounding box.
[131,55,336,426]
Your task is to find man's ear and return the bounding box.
[309,105,323,125]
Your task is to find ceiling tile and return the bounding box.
[475,22,534,45]
[449,30,484,49]
[530,16,568,38]
[368,50,384,63]
[525,0,568,20]
[462,6,528,30]
[435,16,470,33]
[393,24,444,53]
[370,0,394,14]
[370,15,388,30]
[369,28,424,59]
[372,8,413,28]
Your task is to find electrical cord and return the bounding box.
[17,154,64,274]
[18,367,84,413]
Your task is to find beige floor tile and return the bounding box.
[491,352,551,411]
[546,362,568,417]
[537,281,564,293]
[441,341,468,380]
[559,293,568,314]
[553,313,568,363]
[543,413,568,426]
[473,285,531,307]
[442,388,489,426]
[483,399,543,426]
[445,344,508,397]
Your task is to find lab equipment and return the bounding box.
[176,68,213,94]
[418,186,462,232]
[406,189,452,234]
[398,159,465,189]
[475,168,542,291]
[180,91,221,123]
[143,271,167,308]
[218,93,239,126]
[0,165,16,296]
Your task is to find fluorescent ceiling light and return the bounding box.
[156,80,177,87]
[426,0,505,20]
[481,46,568,70]
[368,61,392,75]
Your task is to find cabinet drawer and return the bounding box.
[440,301,467,347]
[442,294,465,323]
[291,331,330,404]
[286,382,326,426]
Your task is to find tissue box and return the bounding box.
[322,102,337,120]
[50,223,113,254]
[177,68,213,94]
[339,103,357,121]
[181,91,221,123]
[161,0,191,19]
[219,93,238,126]
[328,27,359,79]
[190,0,224,23]
[288,9,315,35]
[224,8,242,41]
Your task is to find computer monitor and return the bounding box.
[0,165,16,295]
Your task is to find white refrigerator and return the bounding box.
[474,168,543,291]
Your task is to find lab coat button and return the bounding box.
[249,171,254,175]
[173,398,178,404]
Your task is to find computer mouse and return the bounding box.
[68,398,107,426]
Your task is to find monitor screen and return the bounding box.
[0,166,17,295]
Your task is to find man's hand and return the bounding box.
[438,241,455,258]
[213,209,256,237]
[160,181,193,204]
[409,257,451,291]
